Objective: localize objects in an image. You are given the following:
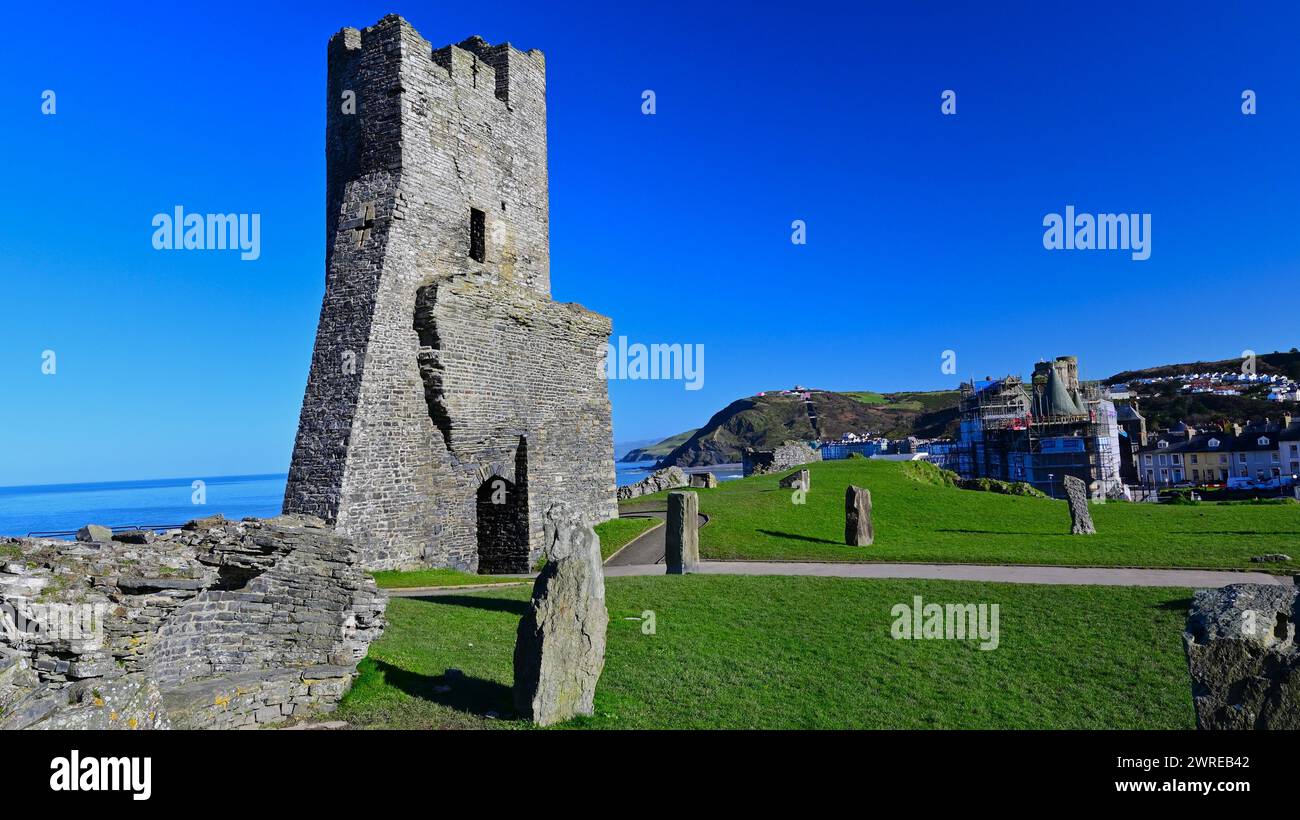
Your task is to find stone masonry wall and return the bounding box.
[0,515,386,730]
[743,442,823,477]
[284,15,616,570]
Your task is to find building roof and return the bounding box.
[1138,430,1283,455]
[1115,403,1143,422]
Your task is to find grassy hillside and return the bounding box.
[338,577,1193,729]
[621,459,1299,570]
[619,429,697,462]
[659,390,960,467]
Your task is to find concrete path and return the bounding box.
[387,561,1292,596]
[604,510,706,566]
[385,509,1292,594]
[601,561,1293,588]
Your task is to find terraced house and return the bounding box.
[1137,417,1299,486]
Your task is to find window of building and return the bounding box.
[469,208,486,262]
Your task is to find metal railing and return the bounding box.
[25,523,186,538]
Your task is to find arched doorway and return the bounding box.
[476,474,528,573]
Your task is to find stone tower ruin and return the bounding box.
[284,15,617,572]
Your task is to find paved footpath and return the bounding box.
[389,562,1289,597]
[602,561,1292,588]
[387,507,1293,595]
[598,509,1291,588]
[604,510,706,566]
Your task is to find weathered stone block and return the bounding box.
[688,472,717,489]
[112,529,155,545]
[1184,584,1300,730]
[845,485,873,547]
[665,491,700,574]
[513,504,608,726]
[617,466,687,501]
[779,469,810,490]
[76,524,112,543]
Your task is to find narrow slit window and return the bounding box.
[469,208,486,262]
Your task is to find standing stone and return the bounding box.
[513,503,608,726]
[844,485,873,546]
[1062,475,1095,534]
[1183,584,1300,730]
[779,469,810,491]
[665,491,700,574]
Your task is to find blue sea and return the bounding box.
[0,463,741,538]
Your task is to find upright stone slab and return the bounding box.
[845,485,873,546]
[688,472,717,489]
[1183,584,1300,729]
[779,469,810,490]
[513,504,608,726]
[1062,475,1095,534]
[665,491,700,574]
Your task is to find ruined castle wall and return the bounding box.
[284,16,614,570]
[424,279,617,564]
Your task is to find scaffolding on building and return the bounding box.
[958,376,1120,498]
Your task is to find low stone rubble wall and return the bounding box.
[0,514,386,730]
[617,466,687,501]
[743,442,821,477]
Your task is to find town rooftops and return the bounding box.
[1138,428,1291,455]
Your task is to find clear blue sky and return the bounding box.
[3,1,1299,486]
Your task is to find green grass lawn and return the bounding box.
[371,568,525,590]
[337,575,1195,729]
[372,518,659,588]
[620,459,1300,570]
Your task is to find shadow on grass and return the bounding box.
[1154,597,1194,612]
[408,594,530,616]
[757,529,843,545]
[368,658,516,719]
